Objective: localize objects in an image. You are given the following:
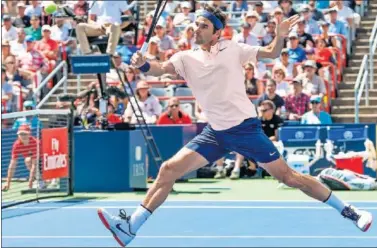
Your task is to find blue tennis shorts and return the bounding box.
[186,118,280,164]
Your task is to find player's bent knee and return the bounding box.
[157,161,179,183]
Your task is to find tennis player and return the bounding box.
[97,5,372,247]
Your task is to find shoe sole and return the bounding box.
[362,216,373,232]
[97,208,126,247]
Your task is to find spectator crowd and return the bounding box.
[1,0,364,128]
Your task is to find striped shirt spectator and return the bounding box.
[17,36,48,73]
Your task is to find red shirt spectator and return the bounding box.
[314,37,334,65]
[34,25,58,61]
[157,97,192,125]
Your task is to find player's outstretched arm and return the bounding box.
[131,51,176,77]
[258,15,300,59]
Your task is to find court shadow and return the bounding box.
[175,180,219,184]
[2,196,103,220]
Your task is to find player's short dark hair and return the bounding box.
[261,100,276,112]
[203,4,227,33]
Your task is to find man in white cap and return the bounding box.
[173,1,195,26]
[97,5,372,247]
[12,2,31,28]
[153,19,176,52]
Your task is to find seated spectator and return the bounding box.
[75,1,130,55]
[274,48,298,78]
[145,36,162,62]
[137,11,154,47]
[284,78,310,121]
[222,23,236,40]
[244,11,265,37]
[106,52,128,84]
[17,36,49,75]
[333,0,360,38]
[50,13,76,56]
[271,7,285,25]
[123,81,162,124]
[261,20,276,47]
[12,2,31,28]
[287,32,307,63]
[25,0,43,18]
[313,37,335,77]
[253,1,269,23]
[296,60,327,98]
[308,0,325,21]
[256,79,285,116]
[208,0,228,12]
[279,0,298,18]
[2,41,11,63]
[173,2,195,26]
[301,95,332,124]
[273,67,290,97]
[157,97,192,125]
[244,63,263,96]
[178,24,197,50]
[318,21,338,48]
[233,22,259,46]
[165,14,179,37]
[231,0,248,18]
[4,55,32,92]
[2,65,13,113]
[299,5,321,35]
[327,8,348,38]
[106,103,123,125]
[2,14,18,42]
[12,101,43,130]
[259,100,284,141]
[115,32,138,65]
[35,25,59,67]
[296,17,315,51]
[195,101,208,123]
[154,19,176,52]
[10,28,27,56]
[25,15,42,41]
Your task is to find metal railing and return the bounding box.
[354,55,369,123]
[369,15,377,89]
[33,61,68,109]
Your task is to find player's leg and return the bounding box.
[261,158,372,231]
[226,118,372,232]
[97,125,228,246]
[214,157,226,179]
[230,153,243,179]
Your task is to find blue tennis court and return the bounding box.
[2,200,376,247]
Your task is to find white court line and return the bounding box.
[6,205,377,210]
[37,199,377,203]
[3,235,377,239]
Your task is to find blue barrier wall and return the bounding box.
[279,123,376,177]
[73,129,147,192]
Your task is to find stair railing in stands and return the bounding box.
[33,61,68,109]
[354,54,369,123]
[369,15,377,89]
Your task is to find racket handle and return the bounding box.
[140,42,149,55]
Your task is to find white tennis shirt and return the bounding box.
[170,39,260,130]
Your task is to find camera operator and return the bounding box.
[73,82,101,127]
[75,1,132,56]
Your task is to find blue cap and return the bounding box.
[25,35,34,42]
[310,95,322,103]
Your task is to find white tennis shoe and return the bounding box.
[341,205,373,232]
[97,208,135,247]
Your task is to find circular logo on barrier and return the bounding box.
[343,131,353,140]
[295,131,305,140]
